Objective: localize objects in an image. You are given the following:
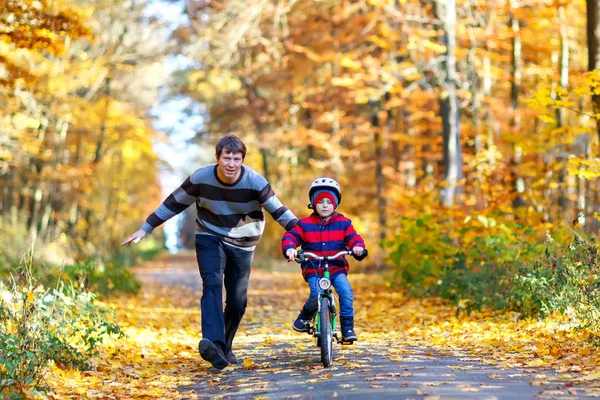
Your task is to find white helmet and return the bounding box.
[308,177,342,207]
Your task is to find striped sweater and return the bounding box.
[142,164,298,249]
[282,212,365,280]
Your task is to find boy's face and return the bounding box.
[315,197,334,218]
[216,150,244,183]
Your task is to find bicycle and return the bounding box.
[293,249,368,367]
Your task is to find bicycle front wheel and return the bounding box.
[319,297,333,367]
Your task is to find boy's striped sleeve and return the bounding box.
[282,222,304,256]
[344,220,365,249]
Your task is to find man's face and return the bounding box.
[216,150,244,182]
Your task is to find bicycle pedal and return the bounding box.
[340,340,355,345]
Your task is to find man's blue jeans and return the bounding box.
[195,234,254,353]
[303,273,354,317]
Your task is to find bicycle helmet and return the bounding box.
[308,177,342,209]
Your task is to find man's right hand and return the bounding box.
[285,248,297,261]
[121,229,147,246]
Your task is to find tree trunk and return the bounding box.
[1,173,10,216]
[587,0,600,144]
[371,111,387,243]
[468,44,484,209]
[482,52,496,205]
[260,148,269,182]
[557,5,570,214]
[10,169,19,225]
[67,131,83,233]
[83,75,111,241]
[509,2,526,209]
[305,108,315,160]
[438,0,462,207]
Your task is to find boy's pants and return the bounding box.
[195,234,254,353]
[304,274,354,317]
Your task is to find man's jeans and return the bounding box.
[195,234,254,353]
[303,273,354,317]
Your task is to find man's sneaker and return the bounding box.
[341,328,357,342]
[198,339,228,369]
[225,351,238,364]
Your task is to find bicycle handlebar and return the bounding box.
[293,249,368,263]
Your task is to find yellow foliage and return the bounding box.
[422,39,447,54]
[338,56,362,71]
[331,76,358,87]
[11,113,41,130]
[366,35,391,50]
[567,157,600,180]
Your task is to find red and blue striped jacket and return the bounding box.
[282,212,365,281]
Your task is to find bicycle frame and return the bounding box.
[314,255,337,339]
[295,250,353,340]
[293,248,367,367]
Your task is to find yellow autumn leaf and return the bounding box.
[367,34,391,49]
[331,76,357,87]
[26,291,35,304]
[423,39,447,53]
[338,56,362,71]
[11,113,41,130]
[263,336,276,345]
[539,115,556,124]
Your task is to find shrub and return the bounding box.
[0,251,124,396]
[57,259,141,297]
[515,232,600,336]
[384,212,544,314]
[438,216,542,313]
[0,215,36,270]
[385,214,459,296]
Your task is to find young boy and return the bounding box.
[282,177,366,342]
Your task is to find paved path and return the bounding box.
[133,254,585,400]
[178,344,573,400]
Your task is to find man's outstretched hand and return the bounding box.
[121,229,147,246]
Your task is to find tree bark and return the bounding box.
[371,110,387,243]
[438,0,462,207]
[557,5,570,214]
[509,2,526,209]
[587,0,600,144]
[468,44,484,209]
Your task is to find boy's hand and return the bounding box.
[352,246,364,257]
[286,248,297,261]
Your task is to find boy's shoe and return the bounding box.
[341,328,357,342]
[225,351,238,364]
[340,316,357,342]
[293,316,311,332]
[293,307,314,332]
[198,339,228,370]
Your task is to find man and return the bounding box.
[122,135,297,369]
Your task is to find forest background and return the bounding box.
[4,0,600,395]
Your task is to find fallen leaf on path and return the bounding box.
[243,357,259,370]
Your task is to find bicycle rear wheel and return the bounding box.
[319,297,333,367]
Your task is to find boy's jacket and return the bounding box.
[282,211,365,280]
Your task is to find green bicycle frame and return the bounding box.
[315,264,337,338]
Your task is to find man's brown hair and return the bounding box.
[215,134,247,159]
